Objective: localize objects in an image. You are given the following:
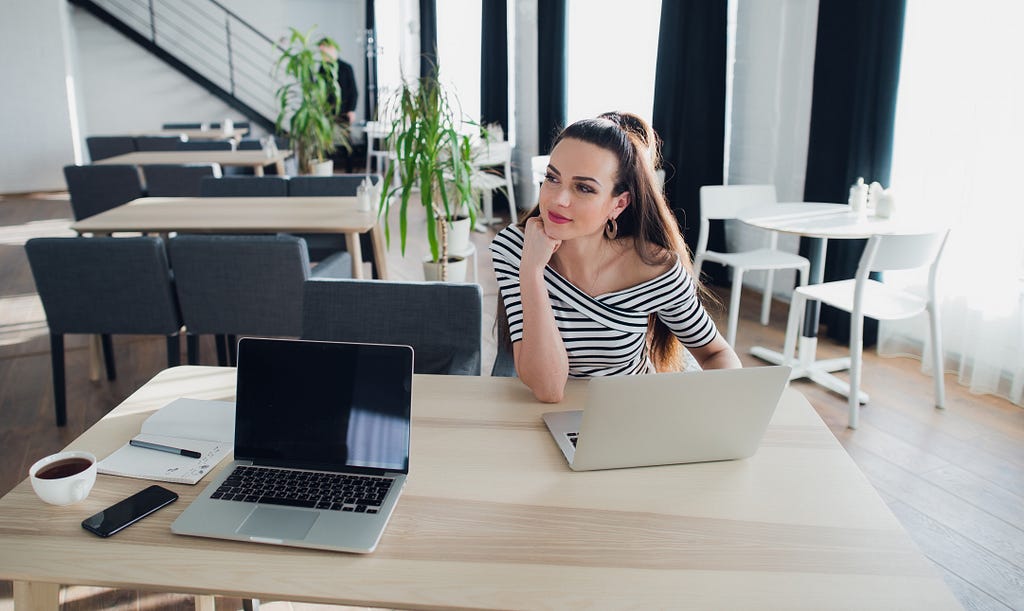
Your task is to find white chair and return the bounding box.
[472,141,516,226]
[782,229,949,429]
[695,185,811,346]
[531,155,550,190]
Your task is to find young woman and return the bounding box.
[491,112,741,403]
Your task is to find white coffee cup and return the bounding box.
[29,450,97,506]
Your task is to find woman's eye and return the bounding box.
[576,183,595,194]
[544,173,558,183]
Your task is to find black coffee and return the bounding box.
[35,457,92,480]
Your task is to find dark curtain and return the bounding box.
[419,0,438,78]
[651,1,728,284]
[365,0,377,121]
[480,0,509,134]
[802,0,906,344]
[537,0,567,154]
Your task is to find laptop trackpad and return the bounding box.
[238,507,318,541]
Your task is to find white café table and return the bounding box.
[738,202,936,401]
[0,367,959,610]
[95,150,291,176]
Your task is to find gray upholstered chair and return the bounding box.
[177,140,234,151]
[491,344,517,377]
[168,234,351,366]
[63,164,145,220]
[134,135,185,151]
[25,237,183,426]
[199,176,289,197]
[85,136,136,162]
[142,163,222,197]
[287,175,380,266]
[302,279,483,375]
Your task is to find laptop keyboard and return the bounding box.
[211,465,394,514]
[566,432,579,447]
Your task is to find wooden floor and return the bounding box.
[1,192,1022,611]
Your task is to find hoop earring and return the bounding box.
[605,217,618,240]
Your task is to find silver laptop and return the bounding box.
[543,365,791,471]
[171,337,413,553]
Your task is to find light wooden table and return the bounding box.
[94,150,291,176]
[0,367,960,610]
[70,196,388,281]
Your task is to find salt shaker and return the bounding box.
[866,181,883,214]
[848,177,868,216]
[356,178,372,211]
[875,188,896,218]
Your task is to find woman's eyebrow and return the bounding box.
[549,164,602,187]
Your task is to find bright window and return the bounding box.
[566,0,662,124]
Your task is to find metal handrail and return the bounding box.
[84,0,284,123]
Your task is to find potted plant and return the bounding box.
[273,27,350,175]
[377,70,477,281]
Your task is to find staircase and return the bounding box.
[68,0,282,132]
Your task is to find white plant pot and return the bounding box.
[422,255,467,283]
[447,215,472,255]
[311,159,334,176]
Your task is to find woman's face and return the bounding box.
[538,138,629,241]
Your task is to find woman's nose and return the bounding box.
[547,184,570,207]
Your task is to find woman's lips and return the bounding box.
[547,212,571,224]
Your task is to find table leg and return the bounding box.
[254,165,264,177]
[370,224,389,279]
[275,160,286,175]
[195,594,217,611]
[14,580,60,611]
[345,233,364,279]
[88,334,102,382]
[749,237,869,403]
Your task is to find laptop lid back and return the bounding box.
[235,337,413,474]
[570,366,790,471]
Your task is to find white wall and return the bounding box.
[726,0,819,298]
[0,0,78,193]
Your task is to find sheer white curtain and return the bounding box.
[882,0,1024,405]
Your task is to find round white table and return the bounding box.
[737,202,937,401]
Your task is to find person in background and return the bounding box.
[490,111,741,403]
[318,38,358,170]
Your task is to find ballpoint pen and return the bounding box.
[129,439,202,459]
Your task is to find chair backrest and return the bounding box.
[134,135,185,151]
[63,164,144,220]
[857,230,950,279]
[25,237,182,335]
[162,122,203,129]
[85,136,136,162]
[168,234,312,337]
[699,184,777,221]
[302,279,483,375]
[287,175,377,197]
[531,155,551,185]
[142,164,222,197]
[177,140,234,151]
[199,176,289,197]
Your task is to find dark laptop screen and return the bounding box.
[234,338,413,473]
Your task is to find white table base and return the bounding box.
[751,336,869,404]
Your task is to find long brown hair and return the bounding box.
[497,111,710,372]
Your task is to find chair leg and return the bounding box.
[782,293,804,366]
[504,160,517,223]
[101,334,117,381]
[50,334,67,427]
[242,598,260,611]
[186,334,200,365]
[848,312,864,429]
[166,334,181,368]
[760,270,775,326]
[929,304,945,409]
[227,334,238,366]
[215,335,229,366]
[726,269,743,346]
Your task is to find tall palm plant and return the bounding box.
[273,27,347,174]
[378,72,476,280]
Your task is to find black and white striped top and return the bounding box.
[490,225,719,377]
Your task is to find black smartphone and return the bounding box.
[82,484,178,537]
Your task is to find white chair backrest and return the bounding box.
[531,155,551,184]
[699,184,777,220]
[856,230,950,279]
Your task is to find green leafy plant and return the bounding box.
[273,27,349,174]
[378,71,477,280]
